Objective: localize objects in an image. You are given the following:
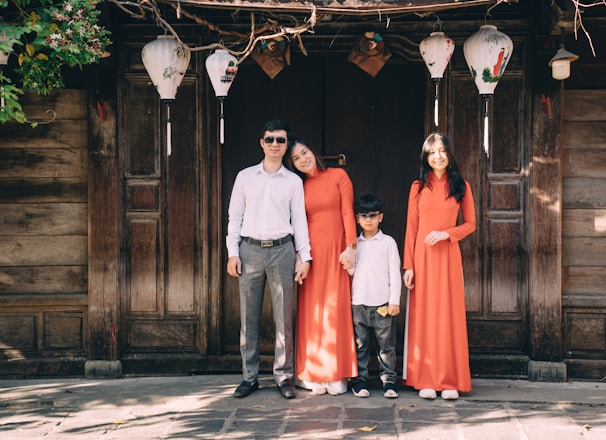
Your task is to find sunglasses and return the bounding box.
[263,136,287,145]
[357,211,381,219]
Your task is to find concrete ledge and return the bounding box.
[85,360,122,379]
[528,361,567,382]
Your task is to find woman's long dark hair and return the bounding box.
[285,137,327,180]
[416,132,466,202]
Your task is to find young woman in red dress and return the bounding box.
[286,137,358,396]
[402,133,476,400]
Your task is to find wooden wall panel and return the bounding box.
[0,316,36,349]
[489,220,522,314]
[128,221,160,313]
[449,75,483,315]
[562,90,606,378]
[0,203,87,235]
[128,320,196,349]
[0,266,87,294]
[562,209,606,237]
[0,148,86,178]
[563,90,606,122]
[563,149,606,178]
[167,81,197,314]
[44,313,84,350]
[0,121,87,149]
[0,90,88,373]
[0,178,86,203]
[563,121,606,148]
[123,78,159,176]
[0,236,87,266]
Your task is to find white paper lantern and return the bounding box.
[419,31,455,127]
[141,35,191,157]
[463,25,513,156]
[205,49,239,144]
[463,25,513,96]
[142,35,190,101]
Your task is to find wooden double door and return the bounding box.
[118,44,529,375]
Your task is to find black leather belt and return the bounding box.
[241,234,292,248]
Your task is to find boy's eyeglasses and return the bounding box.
[263,136,287,145]
[357,211,381,219]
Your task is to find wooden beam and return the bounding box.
[528,44,563,361]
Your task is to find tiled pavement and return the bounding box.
[1,375,605,439]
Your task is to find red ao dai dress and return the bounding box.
[403,171,476,392]
[296,167,358,385]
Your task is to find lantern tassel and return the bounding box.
[434,81,439,127]
[483,97,489,157]
[219,99,225,145]
[166,103,172,157]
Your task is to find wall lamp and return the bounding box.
[548,44,579,80]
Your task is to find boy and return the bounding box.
[348,194,402,398]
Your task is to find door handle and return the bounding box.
[322,153,347,167]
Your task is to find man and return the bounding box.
[226,119,312,399]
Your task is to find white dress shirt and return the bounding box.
[350,230,402,306]
[226,161,312,261]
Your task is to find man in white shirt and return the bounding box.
[226,119,312,399]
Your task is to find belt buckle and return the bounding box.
[260,240,273,248]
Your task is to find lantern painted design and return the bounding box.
[206,49,238,144]
[464,25,513,156]
[419,31,455,127]
[142,35,191,156]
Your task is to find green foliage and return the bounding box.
[0,0,111,124]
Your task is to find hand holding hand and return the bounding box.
[294,261,311,285]
[403,269,414,290]
[339,246,356,271]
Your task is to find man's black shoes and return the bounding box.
[234,380,259,398]
[277,379,297,399]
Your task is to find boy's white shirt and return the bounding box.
[349,230,402,306]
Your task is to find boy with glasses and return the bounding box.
[226,119,312,399]
[348,194,402,398]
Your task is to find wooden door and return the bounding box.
[119,41,204,365]
[220,52,425,362]
[447,43,529,376]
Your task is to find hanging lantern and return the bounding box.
[205,49,238,144]
[419,31,455,127]
[0,16,15,109]
[141,35,191,156]
[463,25,513,156]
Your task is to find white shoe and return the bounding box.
[419,388,437,399]
[312,387,327,395]
[326,380,347,396]
[441,390,459,400]
[384,389,398,398]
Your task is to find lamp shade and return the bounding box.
[463,25,513,95]
[548,46,579,80]
[205,49,238,98]
[419,32,455,80]
[0,16,13,66]
[141,35,191,101]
